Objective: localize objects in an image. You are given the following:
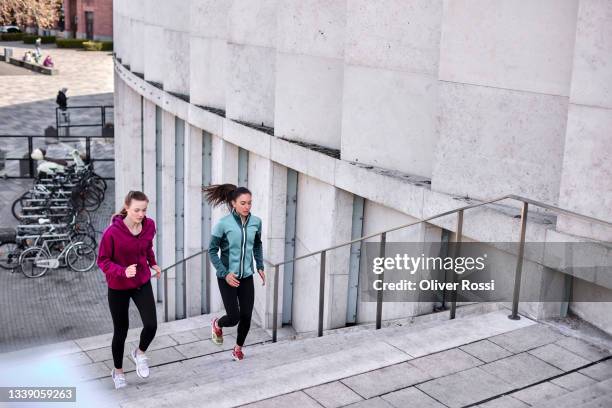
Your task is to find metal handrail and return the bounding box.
[271,194,612,267]
[159,194,612,341]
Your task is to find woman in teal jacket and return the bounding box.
[204,184,265,361]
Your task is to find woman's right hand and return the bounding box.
[225,272,240,287]
[125,264,137,278]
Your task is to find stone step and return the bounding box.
[531,377,612,408]
[110,318,442,403]
[115,310,534,407]
[83,303,500,384]
[9,305,609,408]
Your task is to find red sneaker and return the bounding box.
[211,318,223,345]
[232,346,244,361]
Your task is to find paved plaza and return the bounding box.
[0,42,120,353]
[0,42,113,107]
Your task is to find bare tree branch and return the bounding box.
[0,0,62,29]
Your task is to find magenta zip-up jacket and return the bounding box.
[97,215,158,290]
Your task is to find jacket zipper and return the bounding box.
[237,213,249,279]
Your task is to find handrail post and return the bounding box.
[509,202,528,320]
[272,264,279,342]
[205,251,210,314]
[27,136,34,177]
[164,266,169,323]
[318,251,326,337]
[182,262,187,320]
[85,137,91,162]
[450,210,463,319]
[376,232,386,330]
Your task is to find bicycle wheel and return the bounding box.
[0,241,20,270]
[70,232,97,250]
[91,173,107,192]
[20,247,50,278]
[82,187,103,211]
[75,209,92,225]
[11,193,29,221]
[66,242,96,272]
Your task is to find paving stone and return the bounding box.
[244,328,273,345]
[86,346,114,363]
[386,310,534,357]
[416,367,513,408]
[480,353,563,388]
[533,378,612,408]
[128,334,178,352]
[240,391,321,408]
[89,340,171,363]
[381,386,446,408]
[579,394,612,408]
[478,395,529,408]
[345,397,395,408]
[510,381,568,405]
[104,357,135,372]
[488,325,565,354]
[303,381,363,408]
[528,343,591,371]
[169,330,201,345]
[410,348,483,378]
[460,339,513,363]
[550,372,597,391]
[102,346,186,376]
[76,327,141,352]
[174,335,236,358]
[191,322,238,339]
[155,317,210,337]
[177,353,216,371]
[146,346,186,366]
[63,351,94,367]
[341,362,431,399]
[554,337,611,362]
[191,327,213,340]
[579,359,612,381]
[75,361,111,381]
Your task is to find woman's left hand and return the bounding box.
[258,269,265,286]
[152,265,162,279]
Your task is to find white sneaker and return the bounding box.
[130,348,150,378]
[111,368,127,389]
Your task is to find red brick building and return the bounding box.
[63,0,113,41]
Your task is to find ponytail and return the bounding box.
[202,184,251,210]
[113,190,149,220]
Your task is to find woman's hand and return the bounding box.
[258,269,265,286]
[225,272,240,287]
[151,265,161,279]
[125,264,137,278]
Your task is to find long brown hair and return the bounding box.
[202,184,251,210]
[114,190,149,219]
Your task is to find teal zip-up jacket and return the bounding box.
[208,209,264,279]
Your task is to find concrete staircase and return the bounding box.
[1,306,610,408]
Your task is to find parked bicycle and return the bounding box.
[20,235,96,278]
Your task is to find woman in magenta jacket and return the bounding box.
[97,191,162,389]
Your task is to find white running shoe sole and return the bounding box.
[111,369,127,389]
[130,349,150,379]
[211,318,223,345]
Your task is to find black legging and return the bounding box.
[108,280,158,369]
[217,275,254,347]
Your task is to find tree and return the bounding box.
[0,0,62,29]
